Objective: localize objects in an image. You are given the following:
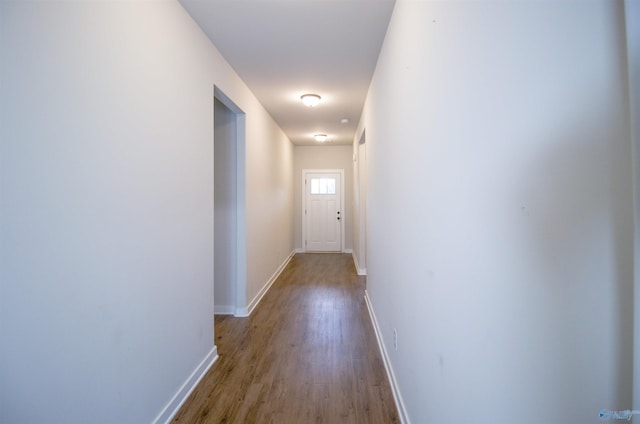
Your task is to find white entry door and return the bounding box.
[305,172,342,252]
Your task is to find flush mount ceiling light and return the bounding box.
[301,94,321,107]
[314,134,328,142]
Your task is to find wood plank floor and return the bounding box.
[172,253,400,424]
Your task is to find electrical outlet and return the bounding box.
[393,328,398,350]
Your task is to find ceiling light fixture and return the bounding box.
[301,94,321,107]
[314,134,328,142]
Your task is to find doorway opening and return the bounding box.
[213,87,246,316]
[354,131,367,275]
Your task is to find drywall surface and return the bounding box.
[243,106,294,308]
[293,145,353,252]
[0,1,293,422]
[360,1,634,422]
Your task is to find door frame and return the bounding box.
[302,168,345,253]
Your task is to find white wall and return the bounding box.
[244,107,294,310]
[360,1,634,422]
[293,145,353,252]
[0,1,293,422]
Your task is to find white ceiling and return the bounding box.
[179,0,396,145]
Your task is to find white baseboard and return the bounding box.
[351,251,367,276]
[364,291,410,424]
[296,248,353,254]
[235,250,295,317]
[214,305,235,315]
[153,346,219,424]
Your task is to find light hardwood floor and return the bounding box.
[172,253,400,423]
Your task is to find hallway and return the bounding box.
[173,253,399,423]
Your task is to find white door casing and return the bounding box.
[303,170,343,252]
